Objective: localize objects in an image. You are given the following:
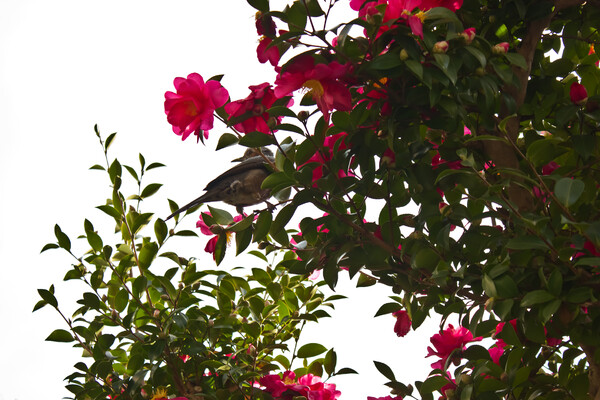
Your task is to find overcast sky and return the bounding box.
[0,1,442,399]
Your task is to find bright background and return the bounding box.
[0,1,441,399]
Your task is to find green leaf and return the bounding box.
[38,288,58,308]
[253,210,272,242]
[504,53,527,70]
[506,236,548,251]
[54,224,71,251]
[216,133,239,150]
[374,302,401,317]
[270,204,296,238]
[373,360,396,381]
[238,131,276,147]
[246,0,269,12]
[207,206,234,225]
[420,375,449,394]
[46,329,74,342]
[465,46,487,68]
[520,290,555,307]
[41,243,60,253]
[297,343,328,358]
[154,218,168,246]
[554,178,584,207]
[138,242,159,270]
[140,183,162,199]
[405,59,423,80]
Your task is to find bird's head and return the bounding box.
[232,147,274,162]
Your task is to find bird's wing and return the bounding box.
[203,156,273,191]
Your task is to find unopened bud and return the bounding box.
[459,28,476,44]
[500,372,509,382]
[267,116,278,129]
[400,49,409,60]
[460,373,473,384]
[298,110,310,121]
[247,344,257,356]
[433,41,449,54]
[257,241,270,249]
[475,67,486,76]
[111,309,119,320]
[153,309,160,318]
[208,319,214,327]
[492,42,509,55]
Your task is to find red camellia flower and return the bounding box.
[274,55,351,121]
[570,82,588,105]
[260,371,341,399]
[257,36,281,66]
[299,132,354,183]
[196,213,244,260]
[164,73,229,141]
[426,324,482,369]
[353,0,463,38]
[392,310,412,337]
[225,83,290,134]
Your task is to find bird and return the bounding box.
[166,147,275,220]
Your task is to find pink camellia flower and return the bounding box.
[459,27,476,44]
[260,371,341,400]
[274,55,351,121]
[196,213,244,260]
[257,36,281,66]
[426,324,482,370]
[433,41,449,53]
[299,132,354,183]
[164,73,229,141]
[439,375,457,399]
[392,310,412,337]
[225,83,289,134]
[492,42,510,55]
[489,345,504,365]
[494,319,517,349]
[570,82,588,105]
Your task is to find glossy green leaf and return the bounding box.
[297,343,327,358]
[554,178,584,207]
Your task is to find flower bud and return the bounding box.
[246,344,257,356]
[153,309,161,318]
[475,67,486,76]
[460,28,476,44]
[492,42,509,55]
[460,373,473,384]
[267,116,279,129]
[298,110,310,121]
[433,41,449,53]
[400,49,409,60]
[570,82,588,105]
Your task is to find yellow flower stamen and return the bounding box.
[414,10,426,22]
[150,388,168,400]
[373,77,388,89]
[303,79,325,99]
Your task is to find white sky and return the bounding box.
[0,1,442,399]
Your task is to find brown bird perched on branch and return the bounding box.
[166,147,274,220]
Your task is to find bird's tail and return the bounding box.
[165,195,207,221]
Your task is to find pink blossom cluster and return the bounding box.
[259,371,341,400]
[350,0,463,38]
